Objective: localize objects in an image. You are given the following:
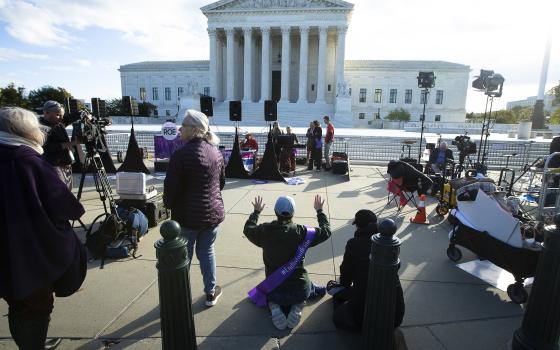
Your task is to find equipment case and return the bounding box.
[117,194,170,228]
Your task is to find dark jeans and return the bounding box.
[309,148,322,170]
[4,286,54,350]
[332,282,405,333]
[268,283,321,306]
[332,286,360,332]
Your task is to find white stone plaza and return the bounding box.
[119,0,470,127]
[0,165,529,349]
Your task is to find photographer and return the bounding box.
[39,100,78,190]
[429,142,453,174]
[0,107,87,350]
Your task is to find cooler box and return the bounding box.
[116,172,146,195]
[118,188,157,201]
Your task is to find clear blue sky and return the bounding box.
[0,0,558,112]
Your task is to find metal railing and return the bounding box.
[104,131,551,170]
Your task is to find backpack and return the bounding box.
[85,213,123,267]
[85,206,150,268]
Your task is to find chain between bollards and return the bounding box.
[362,218,402,350]
[155,220,197,350]
[512,214,560,350]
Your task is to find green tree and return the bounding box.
[27,86,73,110]
[105,98,125,116]
[492,109,517,124]
[510,106,533,122]
[0,83,28,108]
[553,83,560,106]
[138,101,156,116]
[385,108,411,121]
[550,108,560,124]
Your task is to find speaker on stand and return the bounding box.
[200,95,214,117]
[225,101,249,179]
[251,100,285,182]
[117,96,150,174]
[264,100,277,122]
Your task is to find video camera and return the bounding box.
[452,134,477,156]
[69,98,112,154]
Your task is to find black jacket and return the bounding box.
[244,210,331,295]
[387,160,432,192]
[339,223,405,328]
[39,117,73,166]
[429,148,454,164]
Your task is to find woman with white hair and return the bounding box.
[0,107,87,349]
[163,109,225,306]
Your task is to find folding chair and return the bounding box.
[383,160,433,216]
[387,177,420,215]
[378,167,420,215]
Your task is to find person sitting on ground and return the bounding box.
[241,133,259,151]
[429,142,454,174]
[328,209,405,332]
[244,195,331,330]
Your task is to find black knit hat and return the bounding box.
[352,209,377,228]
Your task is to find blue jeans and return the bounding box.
[181,226,219,294]
[267,282,321,306]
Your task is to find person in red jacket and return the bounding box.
[241,133,259,151]
[323,116,334,170]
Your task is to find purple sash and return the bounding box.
[248,226,317,307]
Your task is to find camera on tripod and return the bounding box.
[69,98,112,153]
[452,135,477,156]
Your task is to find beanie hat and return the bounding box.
[43,100,63,113]
[352,209,377,228]
[274,196,296,217]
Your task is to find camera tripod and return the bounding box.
[454,153,475,178]
[75,145,119,231]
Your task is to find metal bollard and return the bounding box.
[155,220,197,350]
[512,214,560,350]
[362,218,402,350]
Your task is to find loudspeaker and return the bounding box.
[68,99,84,121]
[200,95,213,117]
[123,96,139,116]
[91,98,107,118]
[264,100,277,122]
[229,100,242,121]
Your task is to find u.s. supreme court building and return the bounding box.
[119,0,470,127]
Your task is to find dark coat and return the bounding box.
[387,160,433,192]
[429,148,454,164]
[313,126,323,149]
[39,117,73,166]
[244,210,331,295]
[339,223,405,327]
[163,138,225,230]
[0,144,86,300]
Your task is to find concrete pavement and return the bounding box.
[0,165,525,349]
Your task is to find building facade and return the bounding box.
[119,0,470,127]
[506,94,557,113]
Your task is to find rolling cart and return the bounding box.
[446,214,540,304]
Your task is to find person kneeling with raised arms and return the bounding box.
[244,195,331,330]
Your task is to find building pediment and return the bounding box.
[201,0,353,13]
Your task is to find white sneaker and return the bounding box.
[269,302,288,330]
[286,303,304,328]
